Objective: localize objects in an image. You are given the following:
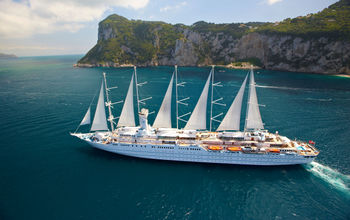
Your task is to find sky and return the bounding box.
[0,0,339,57]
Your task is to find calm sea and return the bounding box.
[0,55,349,219]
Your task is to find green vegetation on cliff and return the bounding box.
[256,0,350,39]
[79,15,183,65]
[190,21,266,38]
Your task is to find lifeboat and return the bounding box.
[208,146,223,151]
[227,146,242,152]
[267,148,280,153]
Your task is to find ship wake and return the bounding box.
[304,161,350,196]
[256,85,309,91]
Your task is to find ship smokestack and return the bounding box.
[139,108,150,131]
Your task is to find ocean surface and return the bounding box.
[0,55,349,219]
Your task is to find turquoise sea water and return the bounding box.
[0,55,349,219]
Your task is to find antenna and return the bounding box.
[209,66,225,131]
[175,65,190,128]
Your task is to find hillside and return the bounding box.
[77,0,350,74]
[256,0,350,39]
[0,53,17,59]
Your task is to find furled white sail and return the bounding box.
[117,74,136,127]
[80,107,91,126]
[217,74,248,131]
[184,71,212,130]
[153,74,174,128]
[91,79,109,131]
[245,70,264,130]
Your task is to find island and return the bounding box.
[0,53,17,59]
[76,0,350,75]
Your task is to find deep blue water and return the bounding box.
[0,55,349,219]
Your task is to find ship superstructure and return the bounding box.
[71,66,319,165]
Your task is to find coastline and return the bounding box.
[73,62,261,70]
[73,63,134,68]
[73,62,350,76]
[334,74,350,78]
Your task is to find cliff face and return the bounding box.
[234,33,350,74]
[78,0,350,74]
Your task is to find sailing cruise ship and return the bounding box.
[71,66,319,165]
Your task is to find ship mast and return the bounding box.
[244,69,250,131]
[134,66,153,119]
[175,65,190,129]
[134,66,140,114]
[103,72,118,131]
[175,65,178,129]
[209,66,225,131]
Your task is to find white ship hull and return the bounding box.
[84,139,314,166]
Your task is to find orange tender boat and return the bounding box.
[227,146,242,152]
[208,146,223,151]
[267,148,280,153]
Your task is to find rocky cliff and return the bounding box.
[234,33,350,74]
[77,0,350,74]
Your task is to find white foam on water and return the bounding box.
[305,98,332,102]
[256,85,308,91]
[304,161,350,195]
